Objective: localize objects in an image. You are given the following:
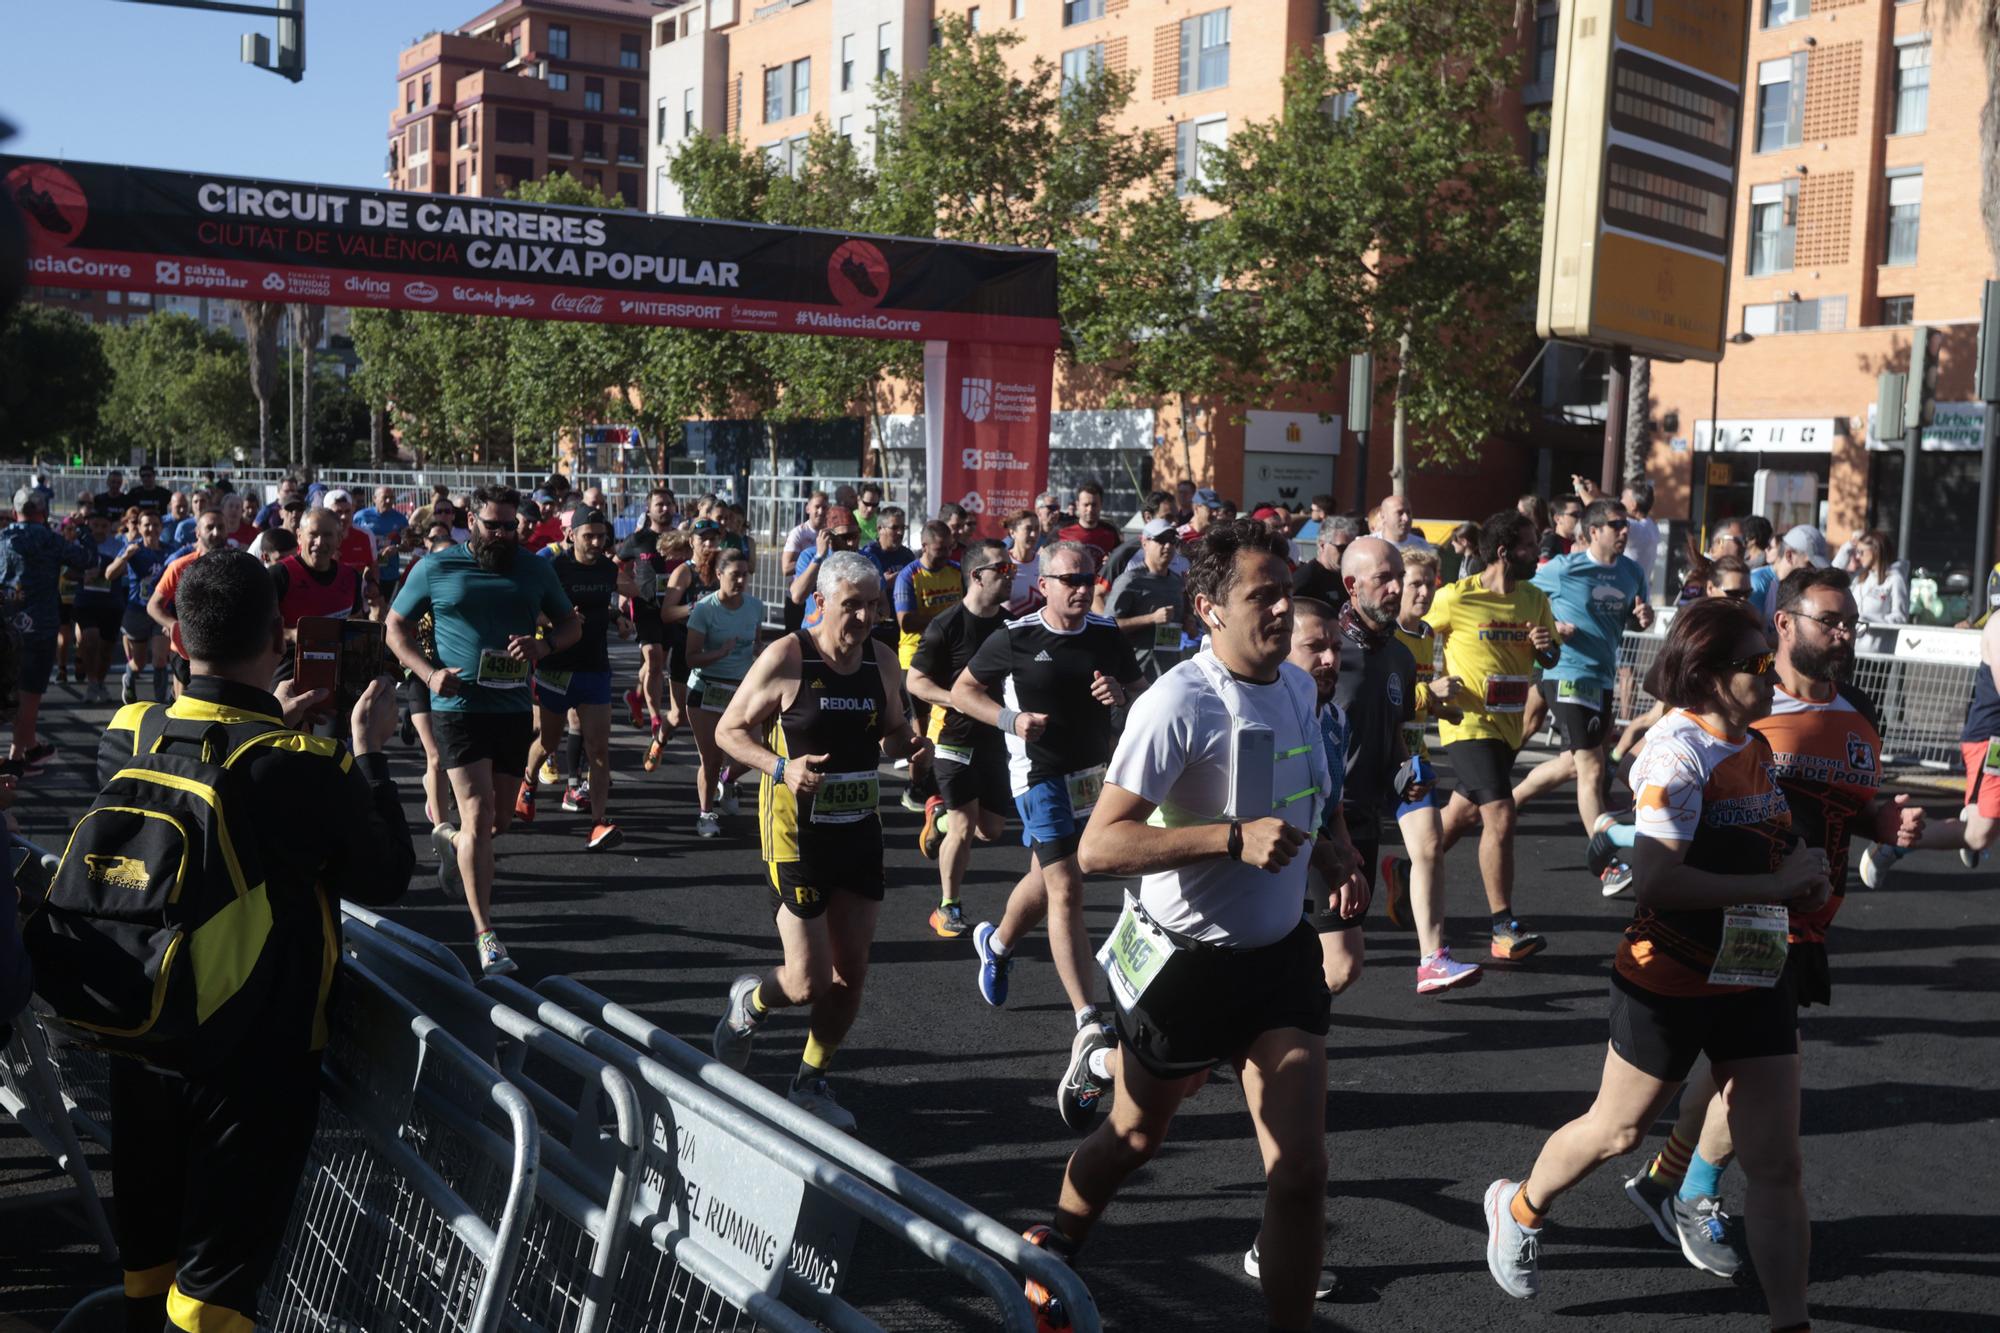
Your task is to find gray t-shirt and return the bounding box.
[1108,565,1187,678]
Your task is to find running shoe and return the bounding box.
[788,1077,857,1132]
[562,781,588,813]
[476,930,518,978]
[899,789,925,814]
[1415,947,1481,994]
[695,811,721,839]
[1859,840,1905,889]
[712,973,762,1069]
[973,921,1011,1007]
[1057,1024,1115,1133]
[21,742,57,774]
[588,822,623,851]
[85,682,108,704]
[1599,863,1634,897]
[1962,805,1988,868]
[399,707,415,746]
[1021,1225,1074,1332]
[120,671,136,706]
[1382,855,1411,928]
[716,780,740,816]
[625,687,644,728]
[918,795,946,860]
[537,759,561,787]
[1242,1238,1337,1298]
[433,822,463,900]
[1490,920,1546,961]
[1621,1166,1678,1247]
[1482,1179,1541,1299]
[1668,1193,1742,1278]
[514,782,536,824]
[1586,829,1621,878]
[643,737,665,773]
[928,901,969,938]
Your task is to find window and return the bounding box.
[1175,114,1227,195]
[618,126,641,163]
[412,163,429,189]
[1755,54,1805,151]
[792,58,811,117]
[421,75,432,105]
[1063,0,1103,25]
[495,155,535,187]
[878,23,892,77]
[838,114,854,143]
[790,135,809,175]
[1179,9,1231,94]
[1013,0,1026,16]
[621,35,641,69]
[763,142,788,172]
[1324,90,1358,123]
[765,67,785,121]
[584,77,604,112]
[583,122,605,160]
[841,34,855,91]
[619,172,640,206]
[620,81,640,116]
[1746,180,1797,275]
[1528,124,1551,176]
[548,25,569,59]
[456,117,468,147]
[657,97,670,143]
[507,26,521,58]
[468,111,478,145]
[548,70,569,92]
[456,161,468,194]
[1763,0,1804,27]
[106,290,121,305]
[1061,44,1104,96]
[1893,37,1930,134]
[1531,8,1559,90]
[969,7,981,32]
[549,117,571,155]
[1742,296,1847,335]
[1879,295,1915,326]
[496,108,535,143]
[684,88,695,135]
[1884,169,1922,265]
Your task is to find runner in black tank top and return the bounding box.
[708,550,929,1130]
[650,522,724,771]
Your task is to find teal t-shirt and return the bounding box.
[1531,550,1648,690]
[685,592,765,693]
[391,544,574,713]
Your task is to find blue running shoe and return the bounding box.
[973,921,1011,1007]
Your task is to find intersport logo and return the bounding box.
[550,292,605,315]
[404,280,439,304]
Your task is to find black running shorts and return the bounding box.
[1790,939,1831,1010]
[1607,963,1800,1083]
[1539,679,1614,753]
[934,742,1010,813]
[1111,920,1332,1079]
[1443,738,1519,807]
[634,599,668,648]
[765,822,887,919]
[430,708,533,777]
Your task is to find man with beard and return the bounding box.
[388,486,580,977]
[1426,511,1562,961]
[1617,566,1925,1281]
[147,509,230,646]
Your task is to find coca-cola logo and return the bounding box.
[404,280,439,304]
[550,292,605,316]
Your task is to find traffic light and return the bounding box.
[242,0,304,83]
[1905,324,1939,433]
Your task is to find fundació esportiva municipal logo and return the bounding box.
[826,238,889,310]
[960,376,993,423]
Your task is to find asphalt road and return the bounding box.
[4,647,1997,1332]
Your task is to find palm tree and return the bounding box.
[290,304,326,467]
[1624,354,1652,490]
[237,300,284,464]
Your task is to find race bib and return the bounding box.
[1065,765,1107,818]
[1095,894,1179,1012]
[475,648,530,689]
[933,743,974,766]
[1708,903,1790,988]
[699,679,739,714]
[1153,621,1183,651]
[1401,721,1428,757]
[1484,675,1531,713]
[1983,738,2000,779]
[1556,680,1602,707]
[811,769,880,824]
[536,668,574,694]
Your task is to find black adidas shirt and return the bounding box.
[542,552,620,672]
[965,611,1141,788]
[910,601,1006,750]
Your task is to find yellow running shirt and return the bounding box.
[1423,573,1557,751]
[1392,620,1442,759]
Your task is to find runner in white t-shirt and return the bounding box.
[1014,521,1367,1333]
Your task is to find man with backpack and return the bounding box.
[29,550,415,1333]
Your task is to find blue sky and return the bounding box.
[4,0,477,188]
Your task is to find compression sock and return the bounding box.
[151,665,168,701]
[1510,1185,1547,1229]
[1678,1149,1729,1203]
[794,1033,838,1091]
[565,730,584,775]
[1648,1126,1696,1188]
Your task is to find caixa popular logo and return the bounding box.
[343,275,391,297]
[404,280,440,304]
[960,377,993,423]
[550,292,605,315]
[960,447,984,470]
[154,260,182,285]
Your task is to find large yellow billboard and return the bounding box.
[1537,0,1751,363]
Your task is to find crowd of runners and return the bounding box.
[3,463,1996,1333]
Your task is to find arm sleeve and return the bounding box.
[320,750,416,908]
[1629,733,1705,844]
[964,624,1013,688]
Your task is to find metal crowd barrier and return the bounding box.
[0,1010,116,1260]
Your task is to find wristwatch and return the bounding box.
[1227,819,1243,862]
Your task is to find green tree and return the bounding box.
[0,303,110,455]
[97,313,256,467]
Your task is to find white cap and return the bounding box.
[1142,518,1177,540]
[320,487,353,508]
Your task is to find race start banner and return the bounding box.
[3,156,1060,346]
[922,340,1055,541]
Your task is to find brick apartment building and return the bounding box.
[648,1,1991,562]
[387,0,661,210]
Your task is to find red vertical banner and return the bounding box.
[923,341,1054,541]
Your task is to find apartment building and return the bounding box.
[387,0,660,210]
[1641,0,1994,576]
[26,288,354,358]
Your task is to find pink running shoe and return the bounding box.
[1416,948,1482,995]
[624,688,644,728]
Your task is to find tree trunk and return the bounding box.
[236,301,284,466]
[369,406,386,466]
[1390,329,1412,499]
[1623,355,1653,489]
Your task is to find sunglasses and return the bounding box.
[1717,587,1750,600]
[1728,651,1777,676]
[1597,519,1628,531]
[1795,611,1864,635]
[973,561,1016,580]
[1043,570,1096,589]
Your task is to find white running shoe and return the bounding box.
[1859,840,1905,889]
[1961,805,1988,869]
[1483,1179,1541,1299]
[711,974,761,1070]
[1242,1239,1336,1298]
[696,811,722,839]
[716,781,740,816]
[788,1076,857,1131]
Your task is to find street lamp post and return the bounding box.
[1693,331,1756,548]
